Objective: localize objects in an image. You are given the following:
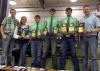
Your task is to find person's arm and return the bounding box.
[41,22,45,32]
[1,24,5,37]
[1,18,7,39]
[91,16,100,32]
[24,25,30,39]
[13,26,19,39]
[28,25,32,39]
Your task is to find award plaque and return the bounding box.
[21,31,25,37]
[68,24,75,33]
[53,27,58,34]
[37,31,41,37]
[43,28,48,35]
[61,24,67,33]
[78,23,84,33]
[32,30,36,38]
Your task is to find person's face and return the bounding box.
[10,10,16,17]
[83,7,91,16]
[21,17,27,25]
[49,11,55,16]
[66,10,72,16]
[35,17,41,23]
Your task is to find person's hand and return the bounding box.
[66,34,70,37]
[57,33,62,37]
[24,36,30,39]
[83,29,91,33]
[18,36,24,39]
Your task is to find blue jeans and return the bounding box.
[41,36,58,70]
[30,40,42,68]
[13,49,20,66]
[1,37,15,66]
[80,36,98,71]
[60,36,80,71]
[15,39,28,66]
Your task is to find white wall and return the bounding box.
[8,6,96,25]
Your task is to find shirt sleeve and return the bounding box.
[13,26,19,39]
[1,18,6,25]
[75,18,79,27]
[95,16,100,27]
[26,25,30,38]
[28,25,32,37]
[16,20,19,26]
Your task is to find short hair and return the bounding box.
[10,8,16,13]
[34,15,41,19]
[65,8,72,12]
[83,5,90,8]
[49,8,56,12]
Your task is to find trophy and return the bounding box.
[37,30,41,38]
[78,22,84,33]
[61,23,67,34]
[68,23,75,34]
[53,27,58,34]
[21,31,25,37]
[32,30,36,38]
[43,28,48,36]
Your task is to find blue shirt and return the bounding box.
[81,14,100,36]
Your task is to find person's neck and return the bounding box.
[85,14,90,17]
[36,22,39,24]
[22,23,26,26]
[11,16,15,19]
[51,16,54,17]
[67,15,71,17]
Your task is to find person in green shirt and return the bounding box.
[59,8,80,71]
[41,8,59,70]
[29,15,44,69]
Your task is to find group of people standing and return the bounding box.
[0,5,100,71]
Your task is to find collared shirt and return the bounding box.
[2,17,18,36]
[45,16,59,33]
[13,25,29,39]
[61,16,78,26]
[29,22,44,36]
[61,16,78,34]
[81,14,100,36]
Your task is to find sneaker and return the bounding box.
[39,68,46,71]
[0,65,6,69]
[48,69,56,71]
[30,67,38,71]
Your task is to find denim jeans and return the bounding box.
[80,36,98,71]
[60,36,80,71]
[15,39,28,66]
[30,40,42,68]
[41,36,58,70]
[13,49,20,66]
[1,37,15,66]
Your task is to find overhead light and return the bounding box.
[9,0,16,5]
[70,0,77,2]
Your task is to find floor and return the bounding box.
[8,47,100,71]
